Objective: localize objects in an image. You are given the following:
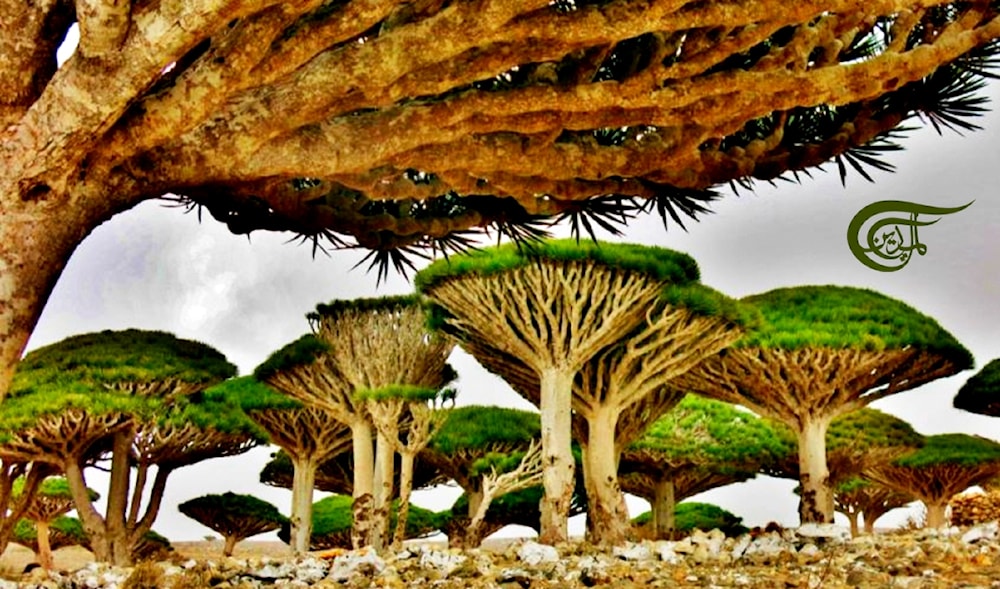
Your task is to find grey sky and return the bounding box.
[24,81,1000,541]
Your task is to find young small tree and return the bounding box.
[671,286,972,524]
[2,330,258,565]
[633,502,749,538]
[619,395,790,539]
[258,295,453,551]
[277,495,442,550]
[13,516,89,557]
[179,492,289,557]
[212,376,352,555]
[416,239,746,544]
[14,476,98,570]
[864,434,1000,529]
[834,477,913,537]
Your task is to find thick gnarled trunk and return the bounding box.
[581,407,630,546]
[797,418,834,524]
[289,455,317,554]
[538,368,574,545]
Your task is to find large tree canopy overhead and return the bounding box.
[2,1,999,402]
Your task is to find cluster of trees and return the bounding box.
[5,238,999,566]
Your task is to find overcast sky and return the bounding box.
[23,78,1000,541]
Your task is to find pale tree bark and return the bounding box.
[370,428,395,551]
[581,406,631,546]
[842,508,861,537]
[350,419,375,550]
[289,455,318,554]
[652,479,676,539]
[863,512,880,534]
[797,417,833,524]
[925,502,948,529]
[223,534,239,558]
[538,368,574,545]
[468,440,543,547]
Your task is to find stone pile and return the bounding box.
[8,523,1000,588]
[952,491,1000,526]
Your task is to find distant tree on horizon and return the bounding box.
[833,477,914,537]
[619,395,790,539]
[863,433,1000,529]
[670,286,972,524]
[179,492,289,557]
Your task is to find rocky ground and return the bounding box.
[5,524,1000,588]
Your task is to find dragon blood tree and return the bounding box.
[14,476,98,570]
[954,358,1000,417]
[179,492,289,557]
[13,516,89,560]
[834,477,914,537]
[4,0,1000,406]
[258,295,453,550]
[670,286,972,524]
[210,376,352,555]
[1,329,258,565]
[765,408,926,486]
[863,433,1000,529]
[421,405,549,548]
[416,239,747,544]
[618,395,790,539]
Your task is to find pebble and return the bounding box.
[12,523,1000,588]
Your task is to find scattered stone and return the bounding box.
[795,523,851,543]
[516,540,559,566]
[418,549,467,577]
[327,547,385,583]
[612,541,652,561]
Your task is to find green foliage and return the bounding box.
[628,395,792,471]
[632,502,749,537]
[12,329,236,392]
[204,376,302,413]
[893,434,1000,468]
[429,406,540,455]
[178,492,288,533]
[735,286,973,367]
[310,294,423,320]
[414,239,701,292]
[659,284,759,328]
[954,358,1000,417]
[13,476,99,502]
[253,334,330,381]
[278,494,443,547]
[13,515,88,548]
[355,384,440,403]
[770,408,925,454]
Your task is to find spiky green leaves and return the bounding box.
[954,358,1000,417]
[736,286,973,366]
[893,434,1000,469]
[253,335,330,381]
[178,492,288,537]
[428,406,540,456]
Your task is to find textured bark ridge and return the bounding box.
[2,0,999,402]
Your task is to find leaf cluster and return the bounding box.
[253,334,330,381]
[355,384,440,403]
[893,434,1000,468]
[13,516,88,548]
[12,329,236,392]
[178,492,288,529]
[628,396,792,471]
[954,358,1000,417]
[13,476,99,502]
[736,286,973,366]
[632,502,748,537]
[310,294,422,321]
[203,376,302,413]
[281,494,443,544]
[428,406,540,455]
[415,239,701,292]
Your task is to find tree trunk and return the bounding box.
[863,511,879,534]
[64,459,110,562]
[370,428,395,552]
[392,451,416,550]
[581,407,630,546]
[106,428,134,566]
[36,520,53,570]
[538,368,574,545]
[289,455,317,554]
[796,418,834,524]
[0,194,102,401]
[223,534,238,557]
[652,479,676,540]
[925,501,948,529]
[844,509,860,537]
[350,420,375,550]
[447,488,484,549]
